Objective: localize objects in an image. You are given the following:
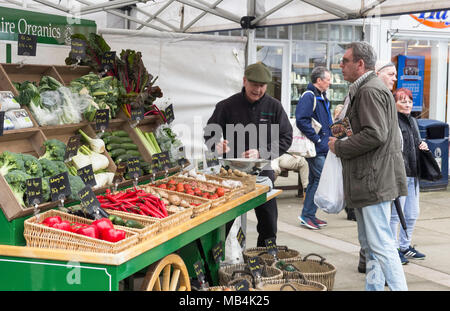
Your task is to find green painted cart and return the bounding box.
[0,185,277,291]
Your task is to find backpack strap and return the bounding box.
[301,90,316,111]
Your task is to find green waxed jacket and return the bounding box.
[334,72,407,209]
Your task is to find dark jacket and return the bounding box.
[398,112,422,177]
[295,83,332,156]
[204,88,293,160]
[334,72,408,209]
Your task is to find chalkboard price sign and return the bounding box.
[26,177,43,206]
[49,172,71,202]
[101,51,116,71]
[71,38,86,61]
[18,34,37,56]
[94,109,110,130]
[77,164,96,188]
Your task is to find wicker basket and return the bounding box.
[219,263,283,286]
[256,278,327,291]
[272,253,337,291]
[243,245,301,265]
[24,209,139,254]
[150,176,231,208]
[206,286,236,291]
[106,210,160,242]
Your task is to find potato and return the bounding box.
[162,198,170,206]
[168,194,181,206]
[179,200,190,208]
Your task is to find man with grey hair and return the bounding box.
[328,41,408,291]
[375,60,397,91]
[296,66,332,230]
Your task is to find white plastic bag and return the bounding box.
[314,151,345,214]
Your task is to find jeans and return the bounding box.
[301,155,325,220]
[390,177,420,251]
[354,201,408,291]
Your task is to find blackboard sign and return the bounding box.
[78,186,101,212]
[164,104,175,124]
[205,151,220,167]
[234,279,250,291]
[113,161,127,184]
[193,260,206,283]
[264,237,278,257]
[18,34,37,56]
[77,164,96,188]
[101,51,116,71]
[131,106,144,121]
[247,256,263,278]
[127,157,141,178]
[151,153,162,172]
[64,135,81,160]
[154,151,171,170]
[236,226,246,248]
[0,111,4,137]
[49,172,71,202]
[26,177,43,206]
[94,109,110,130]
[211,241,224,263]
[71,38,86,61]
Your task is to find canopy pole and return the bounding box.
[175,0,241,24]
[251,0,294,25]
[181,0,224,33]
[136,0,176,30]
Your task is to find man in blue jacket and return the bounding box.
[295,66,332,230]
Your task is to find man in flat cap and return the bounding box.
[204,62,292,247]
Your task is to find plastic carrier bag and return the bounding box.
[314,151,345,214]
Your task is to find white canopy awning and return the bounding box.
[2,0,450,33]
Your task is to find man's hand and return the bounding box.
[241,149,260,159]
[215,140,230,154]
[328,137,337,154]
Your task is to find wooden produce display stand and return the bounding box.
[0,62,278,291]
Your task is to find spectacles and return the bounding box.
[340,57,352,64]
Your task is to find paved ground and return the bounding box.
[245,174,450,291]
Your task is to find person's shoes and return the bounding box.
[298,215,320,230]
[398,249,410,265]
[345,207,357,221]
[358,249,366,273]
[400,245,426,260]
[313,217,327,227]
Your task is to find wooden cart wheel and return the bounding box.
[141,253,191,291]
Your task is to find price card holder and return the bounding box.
[77,164,96,188]
[18,34,37,56]
[236,226,246,249]
[70,38,86,61]
[193,260,208,289]
[211,241,224,264]
[151,153,162,173]
[101,51,116,72]
[127,157,141,187]
[0,111,5,137]
[130,105,145,126]
[264,237,278,258]
[49,172,71,205]
[205,151,220,168]
[64,135,81,161]
[247,256,263,279]
[78,186,102,219]
[112,161,127,190]
[164,104,175,124]
[94,109,110,131]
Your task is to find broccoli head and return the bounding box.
[68,174,86,201]
[39,158,60,178]
[5,170,32,207]
[39,139,66,161]
[21,154,43,177]
[0,151,25,176]
[42,178,50,202]
[53,160,69,175]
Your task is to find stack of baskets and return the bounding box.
[243,245,302,265]
[218,263,283,287]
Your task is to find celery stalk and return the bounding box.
[134,127,156,154]
[149,132,162,153]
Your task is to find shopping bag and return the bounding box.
[314,151,345,214]
[418,149,442,181]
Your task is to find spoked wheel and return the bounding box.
[141,253,191,291]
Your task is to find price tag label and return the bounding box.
[71,38,86,61]
[78,186,101,213]
[151,154,162,172]
[64,135,81,161]
[77,164,96,188]
[153,151,171,170]
[193,260,206,283]
[49,172,71,202]
[205,151,220,167]
[211,241,224,263]
[131,105,145,121]
[127,157,141,178]
[113,161,127,184]
[247,256,263,278]
[94,109,109,130]
[101,51,116,71]
[164,104,175,124]
[236,227,246,248]
[234,279,250,291]
[18,34,37,56]
[26,177,43,206]
[264,237,278,257]
[0,111,4,137]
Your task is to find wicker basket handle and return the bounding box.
[302,253,326,265]
[289,271,309,282]
[280,283,298,291]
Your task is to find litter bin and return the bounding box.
[417,119,449,191]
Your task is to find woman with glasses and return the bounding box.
[390,87,428,264]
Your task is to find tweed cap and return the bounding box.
[245,62,272,83]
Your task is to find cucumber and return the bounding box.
[115,153,134,164]
[102,131,112,138]
[109,148,127,158]
[126,150,141,157]
[111,130,129,137]
[118,137,133,144]
[121,143,139,151]
[109,215,125,226]
[104,136,124,144]
[125,219,144,229]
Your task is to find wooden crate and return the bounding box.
[0,128,61,221]
[52,65,93,86]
